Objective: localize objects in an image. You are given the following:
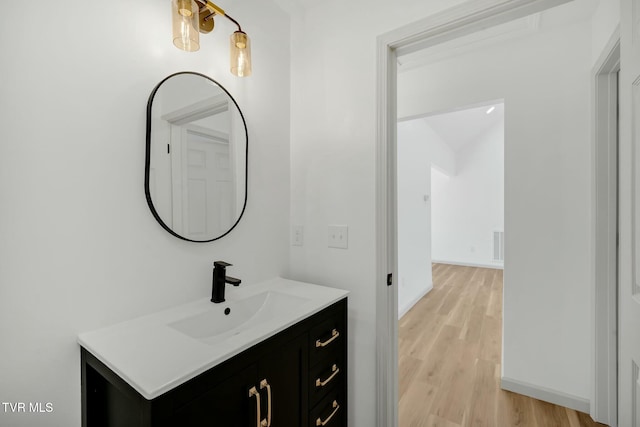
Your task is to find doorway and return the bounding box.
[375,2,619,426]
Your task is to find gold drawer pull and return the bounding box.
[316,364,339,388]
[316,400,339,426]
[248,386,261,427]
[316,329,339,348]
[260,379,272,427]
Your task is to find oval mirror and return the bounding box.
[145,72,248,242]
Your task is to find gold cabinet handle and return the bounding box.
[316,329,339,348]
[315,364,339,388]
[260,379,272,427]
[316,400,340,426]
[248,386,261,427]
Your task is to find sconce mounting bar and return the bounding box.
[197,0,243,32]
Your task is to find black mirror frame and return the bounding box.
[144,71,248,243]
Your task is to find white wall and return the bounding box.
[398,121,433,319]
[591,0,620,65]
[398,17,592,402]
[397,119,456,317]
[0,1,290,425]
[431,120,504,268]
[288,0,469,424]
[423,124,457,176]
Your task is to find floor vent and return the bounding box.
[493,231,504,262]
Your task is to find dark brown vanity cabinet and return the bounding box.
[81,298,347,427]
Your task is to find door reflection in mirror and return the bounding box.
[146,72,248,242]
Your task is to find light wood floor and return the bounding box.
[399,263,607,427]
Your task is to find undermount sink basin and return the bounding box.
[168,291,310,342]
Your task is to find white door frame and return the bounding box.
[374,1,586,426]
[591,29,620,426]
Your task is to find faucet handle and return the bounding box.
[214,261,232,268]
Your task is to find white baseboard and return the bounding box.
[432,259,504,270]
[398,284,433,319]
[501,377,590,414]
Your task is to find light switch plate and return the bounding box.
[292,225,304,246]
[328,225,348,249]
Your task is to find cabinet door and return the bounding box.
[258,335,307,427]
[167,365,257,427]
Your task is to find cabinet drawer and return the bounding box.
[309,355,343,407]
[309,315,345,367]
[309,390,345,427]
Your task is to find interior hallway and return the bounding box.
[398,263,606,427]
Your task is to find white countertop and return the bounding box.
[78,277,348,400]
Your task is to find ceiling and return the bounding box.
[421,103,504,152]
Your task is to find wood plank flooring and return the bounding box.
[399,263,607,427]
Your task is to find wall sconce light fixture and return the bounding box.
[172,0,252,77]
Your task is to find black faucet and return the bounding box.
[211,261,241,303]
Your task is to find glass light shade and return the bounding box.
[172,0,200,52]
[230,31,252,77]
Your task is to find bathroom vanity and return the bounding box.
[79,278,348,427]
